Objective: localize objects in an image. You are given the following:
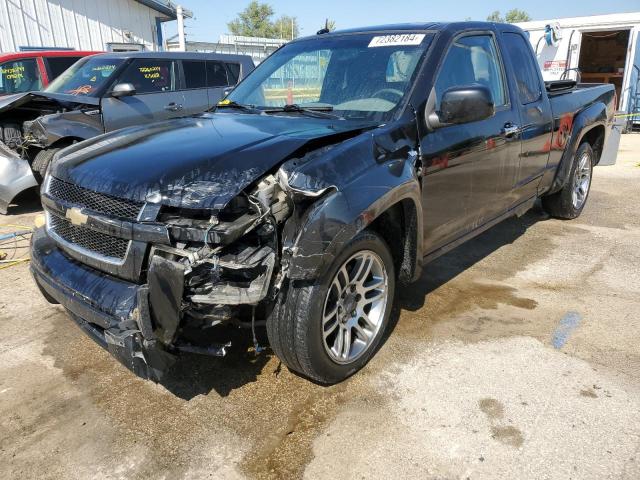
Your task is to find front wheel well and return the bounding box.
[366,199,419,284]
[580,125,605,165]
[50,137,83,149]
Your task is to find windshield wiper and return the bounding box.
[211,101,262,114]
[264,104,343,119]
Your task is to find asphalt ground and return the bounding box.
[1,134,639,479]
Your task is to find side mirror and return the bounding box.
[111,83,136,98]
[222,86,234,97]
[426,85,495,129]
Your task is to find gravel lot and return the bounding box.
[1,134,639,480]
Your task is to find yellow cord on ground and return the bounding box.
[0,258,30,270]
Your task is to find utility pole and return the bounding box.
[177,4,186,51]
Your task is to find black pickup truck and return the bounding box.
[31,22,616,384]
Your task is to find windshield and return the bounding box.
[45,57,124,96]
[227,32,432,121]
[0,59,42,95]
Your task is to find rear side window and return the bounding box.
[182,60,207,89]
[45,56,82,80]
[435,34,507,107]
[118,59,176,94]
[206,61,229,87]
[0,58,42,94]
[226,63,240,85]
[503,33,542,104]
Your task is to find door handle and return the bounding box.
[502,123,520,138]
[164,102,183,112]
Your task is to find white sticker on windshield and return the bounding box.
[368,34,425,48]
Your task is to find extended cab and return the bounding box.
[0,51,254,213]
[30,22,616,384]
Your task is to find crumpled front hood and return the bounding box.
[0,91,100,113]
[51,113,372,211]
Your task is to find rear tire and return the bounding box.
[542,142,594,219]
[31,148,60,181]
[267,230,395,384]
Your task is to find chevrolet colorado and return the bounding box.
[31,22,616,384]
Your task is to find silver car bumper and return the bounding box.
[0,141,37,214]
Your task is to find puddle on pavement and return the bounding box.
[479,398,505,420]
[395,279,538,342]
[490,425,524,448]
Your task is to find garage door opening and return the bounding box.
[578,29,630,108]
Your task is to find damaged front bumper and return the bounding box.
[0,141,37,214]
[30,227,176,380]
[30,227,259,381]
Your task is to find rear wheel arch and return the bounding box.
[551,103,607,194]
[579,125,605,166]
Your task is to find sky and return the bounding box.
[166,0,640,43]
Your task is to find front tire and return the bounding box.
[542,142,594,219]
[267,230,395,384]
[31,148,60,181]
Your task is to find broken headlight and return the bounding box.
[150,174,293,326]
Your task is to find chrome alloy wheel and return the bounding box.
[572,151,592,209]
[321,250,389,364]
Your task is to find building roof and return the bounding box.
[515,12,640,30]
[133,0,193,20]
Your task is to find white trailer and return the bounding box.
[517,13,640,130]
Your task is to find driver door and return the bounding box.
[420,33,522,254]
[102,58,186,132]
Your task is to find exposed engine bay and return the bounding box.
[150,173,293,344]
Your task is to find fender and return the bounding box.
[26,109,104,148]
[281,122,424,283]
[549,101,608,194]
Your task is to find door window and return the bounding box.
[226,63,241,84]
[117,59,176,94]
[435,34,507,107]
[503,33,542,104]
[45,57,82,81]
[206,61,229,87]
[0,59,42,94]
[182,60,207,89]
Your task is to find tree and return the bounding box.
[505,9,532,23]
[487,9,532,24]
[273,15,300,40]
[326,19,337,32]
[487,11,503,23]
[227,1,276,38]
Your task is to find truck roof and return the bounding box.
[299,21,525,41]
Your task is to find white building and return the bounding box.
[516,13,640,120]
[168,35,286,64]
[0,0,192,53]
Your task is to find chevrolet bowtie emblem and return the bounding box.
[65,207,88,226]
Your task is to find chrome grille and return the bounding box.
[48,177,143,220]
[48,214,129,260]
